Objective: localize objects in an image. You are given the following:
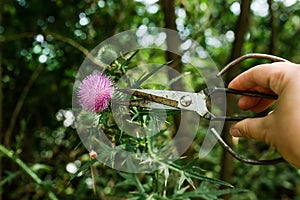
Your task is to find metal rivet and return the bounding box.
[180,95,192,107]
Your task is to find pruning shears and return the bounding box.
[116,53,290,165]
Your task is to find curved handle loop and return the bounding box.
[217,53,291,77]
[210,128,285,165]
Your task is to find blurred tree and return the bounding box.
[220,0,252,194]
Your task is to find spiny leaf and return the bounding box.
[169,163,232,187]
[133,60,174,88]
[162,71,191,89]
[121,50,140,68]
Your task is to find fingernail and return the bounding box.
[230,128,241,137]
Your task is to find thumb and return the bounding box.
[230,117,270,143]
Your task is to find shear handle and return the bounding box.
[210,128,285,165]
[203,87,277,121]
[204,87,278,99]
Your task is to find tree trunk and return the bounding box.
[160,0,182,130]
[268,0,277,54]
[160,0,198,158]
[220,0,252,199]
[160,0,182,90]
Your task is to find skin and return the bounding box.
[228,62,300,168]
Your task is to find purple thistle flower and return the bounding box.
[77,73,114,113]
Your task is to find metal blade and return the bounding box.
[118,89,209,117]
[113,99,179,110]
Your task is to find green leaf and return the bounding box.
[30,163,52,172]
[178,172,186,189]
[69,159,97,182]
[173,182,247,200]
[1,170,22,185]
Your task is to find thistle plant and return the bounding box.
[70,49,245,199]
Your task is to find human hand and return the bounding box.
[228,62,300,168]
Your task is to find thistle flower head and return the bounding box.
[77,73,114,113]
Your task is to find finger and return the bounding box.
[238,96,274,112]
[237,96,260,110]
[228,63,283,94]
[230,117,271,144]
